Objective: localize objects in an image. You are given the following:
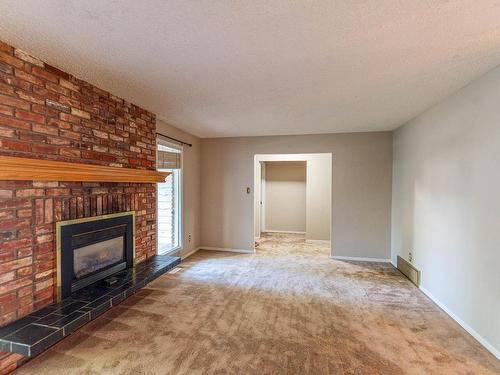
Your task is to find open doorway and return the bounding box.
[254,153,332,253]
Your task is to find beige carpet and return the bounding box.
[15,233,499,374]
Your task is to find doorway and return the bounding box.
[254,153,333,252]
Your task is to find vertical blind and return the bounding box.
[157,143,182,169]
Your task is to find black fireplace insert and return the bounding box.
[56,212,134,300]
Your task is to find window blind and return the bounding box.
[157,143,181,169]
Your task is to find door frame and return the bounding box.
[156,139,184,255]
[253,153,333,254]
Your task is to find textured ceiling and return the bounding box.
[1,1,500,137]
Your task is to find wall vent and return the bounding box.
[397,256,421,286]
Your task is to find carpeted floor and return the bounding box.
[15,233,500,374]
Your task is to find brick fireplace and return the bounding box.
[0,39,158,372]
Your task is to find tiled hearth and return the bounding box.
[0,255,179,358]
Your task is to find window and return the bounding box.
[157,140,182,254]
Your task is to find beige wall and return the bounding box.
[392,66,500,357]
[201,132,392,257]
[305,154,332,241]
[264,161,306,233]
[156,120,201,257]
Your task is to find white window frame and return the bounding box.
[156,139,183,255]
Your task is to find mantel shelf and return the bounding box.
[0,156,169,183]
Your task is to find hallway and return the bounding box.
[15,234,500,374]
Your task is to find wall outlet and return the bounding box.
[408,251,413,263]
[188,233,192,243]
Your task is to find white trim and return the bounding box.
[201,247,255,254]
[331,256,391,262]
[419,286,500,360]
[156,137,183,256]
[260,162,266,233]
[306,239,330,244]
[180,247,201,260]
[254,153,334,256]
[263,230,306,234]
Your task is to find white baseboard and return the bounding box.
[200,246,255,254]
[180,247,201,260]
[419,286,500,360]
[331,255,391,263]
[306,239,330,245]
[263,230,305,234]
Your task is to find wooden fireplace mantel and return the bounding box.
[0,155,170,183]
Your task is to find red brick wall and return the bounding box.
[0,40,157,373]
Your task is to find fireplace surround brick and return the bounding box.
[0,39,158,373]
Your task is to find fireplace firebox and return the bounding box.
[56,212,134,301]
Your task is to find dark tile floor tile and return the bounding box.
[29,298,85,319]
[32,313,67,327]
[90,301,111,319]
[71,285,113,302]
[0,316,38,338]
[33,311,91,335]
[129,279,146,292]
[27,306,59,319]
[53,301,90,315]
[111,293,126,305]
[156,255,179,263]
[0,340,11,352]
[10,342,29,357]
[85,296,111,309]
[29,330,64,357]
[3,324,62,356]
[34,311,87,329]
[63,312,91,335]
[106,286,128,297]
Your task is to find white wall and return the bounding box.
[264,161,306,233]
[201,132,392,257]
[260,162,266,233]
[306,154,332,241]
[156,120,201,257]
[392,66,500,358]
[254,161,262,239]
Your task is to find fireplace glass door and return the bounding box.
[73,236,124,279]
